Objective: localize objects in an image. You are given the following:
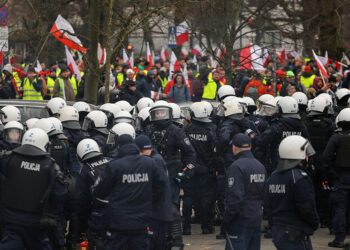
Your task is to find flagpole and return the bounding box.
[319,68,326,86]
[33,32,51,66]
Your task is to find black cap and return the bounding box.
[135,135,152,150]
[230,133,251,148]
[116,134,134,148]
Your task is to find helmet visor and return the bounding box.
[4,128,23,144]
[302,140,316,157]
[114,117,134,125]
[259,105,277,116]
[150,107,171,122]
[82,117,92,131]
[106,132,117,146]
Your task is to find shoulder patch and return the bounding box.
[184,138,191,146]
[228,177,234,187]
[301,171,308,176]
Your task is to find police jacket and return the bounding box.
[150,152,172,222]
[63,128,85,174]
[323,130,350,186]
[50,136,71,175]
[149,123,196,179]
[0,145,67,226]
[74,156,109,232]
[304,115,334,152]
[88,130,108,155]
[185,120,216,172]
[92,143,168,230]
[265,167,319,235]
[224,150,266,227]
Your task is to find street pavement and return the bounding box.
[183,222,348,250]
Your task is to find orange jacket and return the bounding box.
[244,80,271,97]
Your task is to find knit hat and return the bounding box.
[304,66,312,72]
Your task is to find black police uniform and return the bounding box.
[87,129,109,155]
[225,149,266,250]
[0,144,67,250]
[75,154,110,250]
[92,141,169,250]
[323,129,350,245]
[265,166,319,250]
[183,120,217,234]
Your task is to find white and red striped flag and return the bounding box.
[122,49,131,68]
[176,21,189,46]
[160,47,169,62]
[50,15,86,53]
[146,42,153,66]
[312,50,329,79]
[192,44,205,57]
[240,44,264,70]
[181,46,189,58]
[130,51,134,68]
[168,51,181,81]
[97,43,106,65]
[65,46,81,81]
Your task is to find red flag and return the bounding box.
[160,47,169,62]
[65,46,82,81]
[50,15,86,53]
[0,52,3,66]
[146,42,153,66]
[312,50,329,79]
[176,21,189,46]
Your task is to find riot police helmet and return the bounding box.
[107,122,136,146]
[317,93,334,115]
[258,98,277,117]
[77,138,102,162]
[168,103,182,125]
[114,110,134,125]
[73,101,91,121]
[335,88,350,104]
[307,96,331,116]
[47,117,67,139]
[82,110,109,135]
[217,85,235,101]
[149,101,173,123]
[190,102,211,123]
[25,118,39,130]
[4,121,24,145]
[136,97,154,112]
[277,96,300,118]
[257,94,274,105]
[0,105,21,124]
[138,107,151,122]
[292,92,308,106]
[242,97,257,114]
[47,97,66,116]
[336,108,350,129]
[115,100,134,113]
[33,118,59,137]
[223,99,244,120]
[278,135,315,172]
[100,103,121,119]
[21,128,50,153]
[201,101,214,117]
[58,106,81,130]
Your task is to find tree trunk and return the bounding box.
[104,0,114,103]
[85,0,100,104]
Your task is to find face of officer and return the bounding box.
[155,110,167,119]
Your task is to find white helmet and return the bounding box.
[217,85,235,101]
[47,97,67,116]
[222,95,238,104]
[100,103,121,119]
[223,99,244,119]
[278,135,315,171]
[77,139,102,161]
[114,110,134,124]
[201,101,214,116]
[73,101,91,113]
[318,93,333,105]
[149,101,172,122]
[1,105,21,124]
[137,107,151,122]
[4,121,24,144]
[335,88,350,102]
[190,102,211,123]
[33,118,57,136]
[168,103,181,119]
[136,97,154,112]
[317,94,334,114]
[277,96,299,117]
[307,96,330,115]
[107,122,136,145]
[274,96,283,103]
[242,97,257,114]
[47,117,64,133]
[115,100,133,113]
[258,94,274,105]
[25,118,39,130]
[58,106,81,130]
[292,92,308,106]
[259,98,277,116]
[22,128,49,152]
[336,108,350,127]
[82,110,108,134]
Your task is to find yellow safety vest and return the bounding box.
[202,74,223,100]
[159,76,168,90]
[300,75,316,89]
[56,68,61,77]
[70,76,78,95]
[13,72,22,99]
[46,77,56,96]
[117,73,124,86]
[22,77,43,100]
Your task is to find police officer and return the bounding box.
[114,110,134,125]
[0,121,24,150]
[265,135,319,250]
[182,102,217,235]
[335,88,350,113]
[147,101,196,249]
[136,97,154,113]
[224,133,266,250]
[75,139,110,250]
[323,108,350,248]
[92,134,169,250]
[82,110,109,154]
[106,122,136,157]
[135,134,172,250]
[292,92,308,121]
[0,128,67,250]
[0,105,21,125]
[136,107,152,135]
[73,101,91,127]
[99,103,122,129]
[46,97,67,117]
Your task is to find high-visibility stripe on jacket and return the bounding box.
[300,75,316,89]
[159,76,168,89]
[22,77,43,100]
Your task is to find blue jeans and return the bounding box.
[225,224,261,250]
[272,226,313,250]
[103,229,149,250]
